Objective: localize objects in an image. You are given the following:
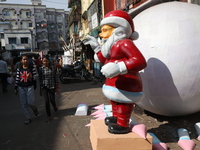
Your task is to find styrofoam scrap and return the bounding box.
[75,103,88,116]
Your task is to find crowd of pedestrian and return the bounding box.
[0,54,60,125]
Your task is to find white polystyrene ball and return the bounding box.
[134,2,200,116]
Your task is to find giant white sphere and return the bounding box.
[134,2,200,116]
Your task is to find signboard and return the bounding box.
[91,12,98,29]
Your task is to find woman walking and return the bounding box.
[39,55,60,122]
[15,54,38,124]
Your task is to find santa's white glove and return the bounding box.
[101,62,127,78]
[85,35,100,52]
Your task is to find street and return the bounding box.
[1,79,200,150]
[0,79,107,150]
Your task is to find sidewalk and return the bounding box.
[0,80,108,150]
[1,79,200,150]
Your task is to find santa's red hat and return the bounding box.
[100,10,138,40]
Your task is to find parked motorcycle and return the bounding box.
[59,61,93,84]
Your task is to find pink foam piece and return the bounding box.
[153,143,168,150]
[94,112,106,118]
[131,124,147,139]
[85,123,91,127]
[96,116,106,120]
[178,139,196,150]
[90,110,103,116]
[93,104,104,110]
[197,136,200,141]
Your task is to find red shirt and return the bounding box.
[35,59,42,67]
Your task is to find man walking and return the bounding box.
[0,55,8,93]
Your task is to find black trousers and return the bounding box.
[42,87,56,116]
[0,73,7,92]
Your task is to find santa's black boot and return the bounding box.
[108,123,130,134]
[105,100,117,125]
[108,103,134,134]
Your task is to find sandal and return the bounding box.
[24,119,31,124]
[45,116,52,122]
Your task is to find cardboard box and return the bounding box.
[90,120,152,150]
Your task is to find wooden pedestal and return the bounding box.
[90,120,152,150]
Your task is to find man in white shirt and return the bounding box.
[0,56,8,93]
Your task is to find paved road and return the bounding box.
[0,79,108,150]
[2,79,200,150]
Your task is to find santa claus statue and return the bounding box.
[86,10,147,134]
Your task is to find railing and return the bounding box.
[68,13,81,26]
[5,43,31,50]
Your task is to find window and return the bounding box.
[4,11,9,16]
[21,37,28,44]
[48,33,57,40]
[58,24,62,29]
[27,22,32,27]
[8,38,17,44]
[57,15,62,21]
[26,12,31,17]
[0,33,4,39]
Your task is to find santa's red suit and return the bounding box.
[95,38,146,132]
[86,10,147,134]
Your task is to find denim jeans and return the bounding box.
[18,86,37,119]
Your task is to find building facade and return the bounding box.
[0,1,69,56]
[67,0,200,78]
[0,22,11,52]
[0,3,36,55]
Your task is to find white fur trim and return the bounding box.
[102,84,144,103]
[101,16,132,38]
[94,54,100,62]
[117,61,127,75]
[94,46,101,53]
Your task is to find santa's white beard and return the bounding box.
[101,27,128,58]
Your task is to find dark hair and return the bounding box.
[20,54,29,60]
[34,54,39,59]
[42,55,52,66]
[19,54,31,69]
[42,55,50,60]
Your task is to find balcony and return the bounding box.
[68,13,81,26]
[5,44,31,50]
